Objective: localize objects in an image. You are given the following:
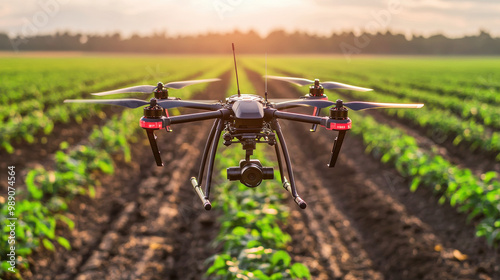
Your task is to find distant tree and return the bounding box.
[0,33,11,50]
[0,29,498,55]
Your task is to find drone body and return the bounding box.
[135,91,363,210]
[65,46,423,211]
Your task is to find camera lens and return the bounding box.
[241,163,263,188]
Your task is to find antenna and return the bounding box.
[232,43,241,97]
[265,52,268,103]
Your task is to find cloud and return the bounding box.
[1,0,499,37]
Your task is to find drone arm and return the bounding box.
[169,109,228,125]
[176,103,222,111]
[273,108,350,167]
[273,110,323,125]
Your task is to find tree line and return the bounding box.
[1,30,499,55]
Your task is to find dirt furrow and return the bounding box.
[74,123,213,280]
[285,120,499,279]
[286,177,383,280]
[246,67,500,280]
[269,68,500,177]
[342,92,500,176]
[25,71,230,280]
[0,71,207,191]
[248,68,383,278]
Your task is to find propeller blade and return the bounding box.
[157,100,223,110]
[274,99,424,111]
[164,78,221,89]
[64,98,222,110]
[274,99,335,110]
[64,98,149,108]
[266,75,371,91]
[91,78,220,96]
[321,81,372,92]
[265,75,314,86]
[344,101,424,111]
[91,85,156,96]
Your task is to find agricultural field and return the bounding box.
[1,53,500,280]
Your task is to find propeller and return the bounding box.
[64,98,223,110]
[266,75,372,92]
[91,78,221,96]
[274,99,424,111]
[64,98,149,108]
[340,101,424,111]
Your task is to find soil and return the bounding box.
[339,92,500,176]
[245,68,500,280]
[18,71,231,280]
[11,66,500,280]
[0,70,207,191]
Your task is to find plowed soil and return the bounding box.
[20,71,231,280]
[15,67,500,280]
[245,68,500,280]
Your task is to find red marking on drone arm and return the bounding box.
[140,120,163,129]
[322,121,352,131]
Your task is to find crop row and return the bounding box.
[0,60,230,279]
[0,57,227,153]
[0,56,223,104]
[242,57,500,246]
[258,59,500,160]
[0,69,139,121]
[250,56,500,105]
[342,83,500,159]
[207,148,310,280]
[347,109,500,246]
[0,108,141,278]
[286,57,500,105]
[206,72,311,279]
[319,71,500,130]
[312,67,500,130]
[356,60,500,105]
[337,80,500,158]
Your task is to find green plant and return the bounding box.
[243,56,500,246]
[0,56,232,279]
[0,199,73,276]
[206,73,311,279]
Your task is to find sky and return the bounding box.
[1,0,499,39]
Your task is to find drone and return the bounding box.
[65,44,423,210]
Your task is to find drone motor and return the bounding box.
[308,79,325,97]
[323,99,352,131]
[140,99,165,129]
[154,82,169,99]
